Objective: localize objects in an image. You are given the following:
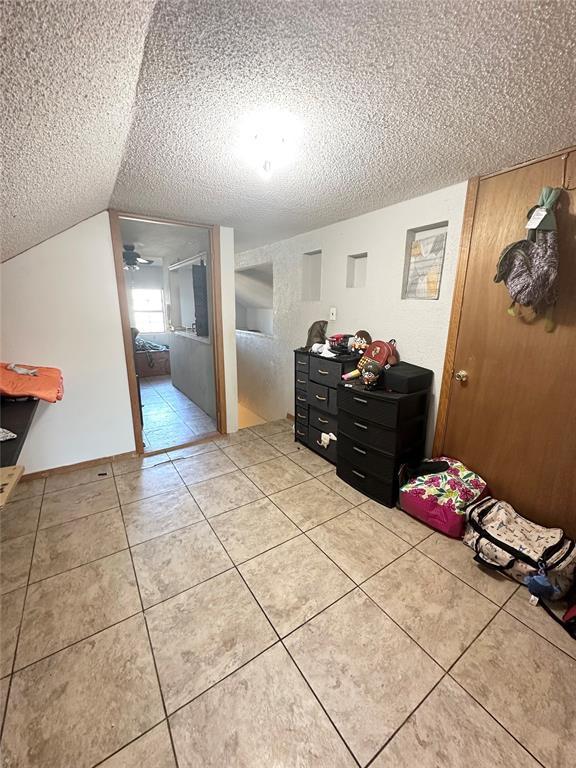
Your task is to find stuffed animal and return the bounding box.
[350,330,372,353]
[305,320,328,348]
[342,339,398,382]
[361,359,382,389]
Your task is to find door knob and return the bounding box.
[455,370,468,382]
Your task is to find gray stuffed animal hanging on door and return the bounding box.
[494,186,562,332]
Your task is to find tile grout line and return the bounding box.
[413,544,517,609]
[444,676,547,767]
[34,501,122,534]
[295,526,548,767]
[9,476,570,706]
[10,609,144,676]
[280,639,362,768]
[111,472,182,768]
[363,672,449,768]
[0,476,47,743]
[4,434,570,765]
[364,591,546,767]
[89,718,168,768]
[196,499,362,768]
[5,564,239,678]
[27,544,131,587]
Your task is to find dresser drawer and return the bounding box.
[308,381,337,415]
[295,351,309,373]
[338,434,424,480]
[338,386,428,429]
[339,410,425,455]
[338,387,399,427]
[309,426,338,463]
[337,458,396,508]
[294,373,308,392]
[294,424,308,443]
[309,356,342,388]
[309,407,338,434]
[295,390,309,407]
[337,434,396,478]
[295,404,309,423]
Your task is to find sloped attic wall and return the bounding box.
[0,213,135,473]
[0,0,156,261]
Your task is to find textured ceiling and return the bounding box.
[0,0,156,260]
[2,0,576,261]
[119,218,210,262]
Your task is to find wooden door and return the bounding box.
[440,151,576,536]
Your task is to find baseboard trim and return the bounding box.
[23,433,221,479]
[23,450,138,480]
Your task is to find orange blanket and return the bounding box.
[0,363,64,403]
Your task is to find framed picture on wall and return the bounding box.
[402,222,448,300]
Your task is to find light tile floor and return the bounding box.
[1,421,575,767]
[140,376,217,450]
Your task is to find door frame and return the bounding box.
[109,210,227,455]
[432,145,575,456]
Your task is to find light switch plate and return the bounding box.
[329,306,337,321]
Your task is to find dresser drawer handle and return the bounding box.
[296,429,306,437]
[317,417,328,424]
[297,395,306,402]
[352,469,366,479]
[296,378,306,384]
[317,369,329,375]
[297,361,307,366]
[353,422,368,430]
[353,396,368,404]
[352,446,366,455]
[297,411,306,419]
[315,394,327,401]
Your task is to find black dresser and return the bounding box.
[294,348,357,463]
[336,370,431,507]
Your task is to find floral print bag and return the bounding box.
[398,456,487,538]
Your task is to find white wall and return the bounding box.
[245,308,273,335]
[1,212,136,473]
[235,182,468,448]
[219,226,238,433]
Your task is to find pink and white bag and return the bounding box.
[398,457,487,538]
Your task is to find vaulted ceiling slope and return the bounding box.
[0,0,156,260]
[2,0,575,261]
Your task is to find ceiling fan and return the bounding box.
[123,244,153,270]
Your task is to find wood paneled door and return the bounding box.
[435,149,576,537]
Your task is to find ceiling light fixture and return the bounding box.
[122,244,153,270]
[237,109,302,180]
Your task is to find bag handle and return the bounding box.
[473,553,515,572]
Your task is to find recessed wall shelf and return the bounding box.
[346,252,368,288]
[302,249,322,301]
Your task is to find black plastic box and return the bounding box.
[381,361,433,394]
